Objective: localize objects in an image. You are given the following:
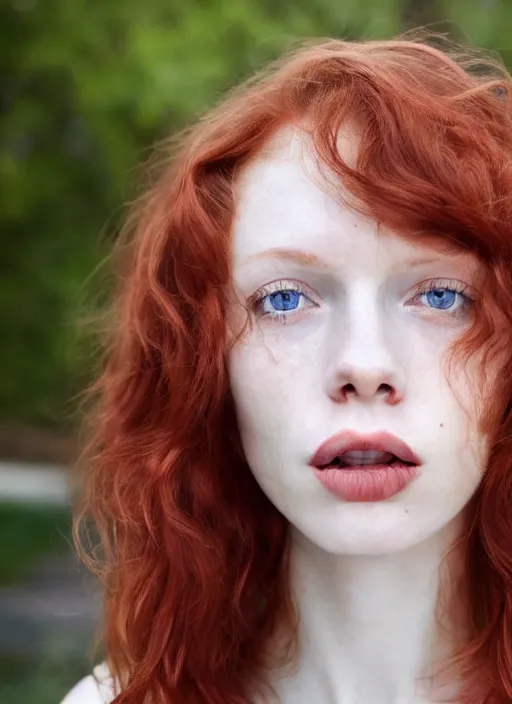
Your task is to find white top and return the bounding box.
[61,663,268,703]
[60,663,116,704]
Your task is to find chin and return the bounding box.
[290,503,458,557]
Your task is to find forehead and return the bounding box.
[232,128,425,268]
[231,127,478,277]
[232,128,364,259]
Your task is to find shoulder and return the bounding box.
[60,663,116,704]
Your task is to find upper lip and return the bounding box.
[309,430,422,468]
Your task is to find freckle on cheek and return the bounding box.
[440,423,444,428]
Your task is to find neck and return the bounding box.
[270,517,465,704]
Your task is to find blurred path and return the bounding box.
[0,461,69,505]
[0,554,99,656]
[0,461,97,655]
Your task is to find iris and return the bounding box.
[425,289,457,310]
[268,291,301,311]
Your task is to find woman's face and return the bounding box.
[227,128,490,555]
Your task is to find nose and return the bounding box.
[326,364,403,404]
[324,307,405,406]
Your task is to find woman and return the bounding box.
[62,32,512,704]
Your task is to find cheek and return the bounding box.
[228,341,287,433]
[227,335,312,476]
[441,348,493,434]
[435,359,490,486]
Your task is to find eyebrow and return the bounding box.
[399,258,442,269]
[241,248,471,271]
[391,255,472,271]
[242,247,329,268]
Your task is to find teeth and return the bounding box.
[338,450,394,466]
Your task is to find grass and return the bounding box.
[0,653,91,704]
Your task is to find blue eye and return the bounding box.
[252,283,315,320]
[424,288,458,310]
[409,280,474,315]
[267,290,302,311]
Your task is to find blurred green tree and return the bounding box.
[401,0,445,28]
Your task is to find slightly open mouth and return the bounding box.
[319,453,416,470]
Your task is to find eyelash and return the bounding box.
[248,280,315,322]
[249,278,475,323]
[408,279,474,312]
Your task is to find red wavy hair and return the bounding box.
[76,32,512,703]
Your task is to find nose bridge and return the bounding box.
[325,283,404,403]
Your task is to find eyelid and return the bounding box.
[248,279,317,306]
[408,278,475,299]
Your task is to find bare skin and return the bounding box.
[229,128,490,703]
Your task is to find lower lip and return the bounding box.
[314,463,420,502]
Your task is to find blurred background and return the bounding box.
[1,0,510,701]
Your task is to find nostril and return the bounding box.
[378,383,394,395]
[378,382,402,405]
[335,379,402,405]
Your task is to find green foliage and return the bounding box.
[1,0,511,430]
[0,652,88,704]
[0,502,70,584]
